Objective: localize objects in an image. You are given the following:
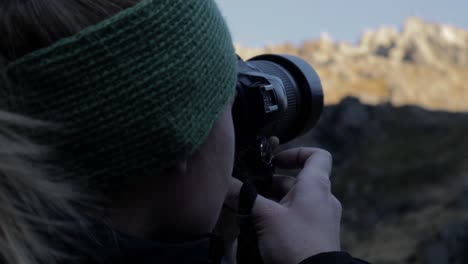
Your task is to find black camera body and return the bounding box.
[232,54,324,195]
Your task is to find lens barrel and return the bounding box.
[233,54,323,144]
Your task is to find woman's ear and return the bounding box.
[173,160,188,174]
[158,160,189,180]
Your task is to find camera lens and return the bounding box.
[245,54,323,143]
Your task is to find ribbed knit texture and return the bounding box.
[5,0,237,189]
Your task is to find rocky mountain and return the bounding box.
[236,17,468,111]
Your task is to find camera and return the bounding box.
[232,54,324,195]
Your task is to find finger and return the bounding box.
[274,147,326,169]
[296,150,333,191]
[224,177,243,211]
[270,174,296,200]
[268,136,280,153]
[252,194,286,220]
[299,149,333,180]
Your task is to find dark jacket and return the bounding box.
[299,252,370,264]
[78,225,370,264]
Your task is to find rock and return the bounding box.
[360,26,398,57]
[419,221,468,264]
[387,17,465,67]
[423,242,449,264]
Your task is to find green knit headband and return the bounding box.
[5,0,237,187]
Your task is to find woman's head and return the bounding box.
[0,0,238,263]
[3,0,237,192]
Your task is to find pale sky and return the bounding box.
[215,0,468,47]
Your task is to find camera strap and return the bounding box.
[236,181,264,264]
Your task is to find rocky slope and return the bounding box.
[236,17,468,111]
[278,98,468,264]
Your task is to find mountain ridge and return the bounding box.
[236,17,468,111]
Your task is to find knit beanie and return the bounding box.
[5,0,237,189]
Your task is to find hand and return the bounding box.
[226,147,342,264]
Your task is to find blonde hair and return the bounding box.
[0,1,139,263]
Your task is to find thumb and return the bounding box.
[252,194,286,221]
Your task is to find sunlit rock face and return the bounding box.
[237,17,468,111]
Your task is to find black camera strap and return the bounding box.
[236,181,264,264]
